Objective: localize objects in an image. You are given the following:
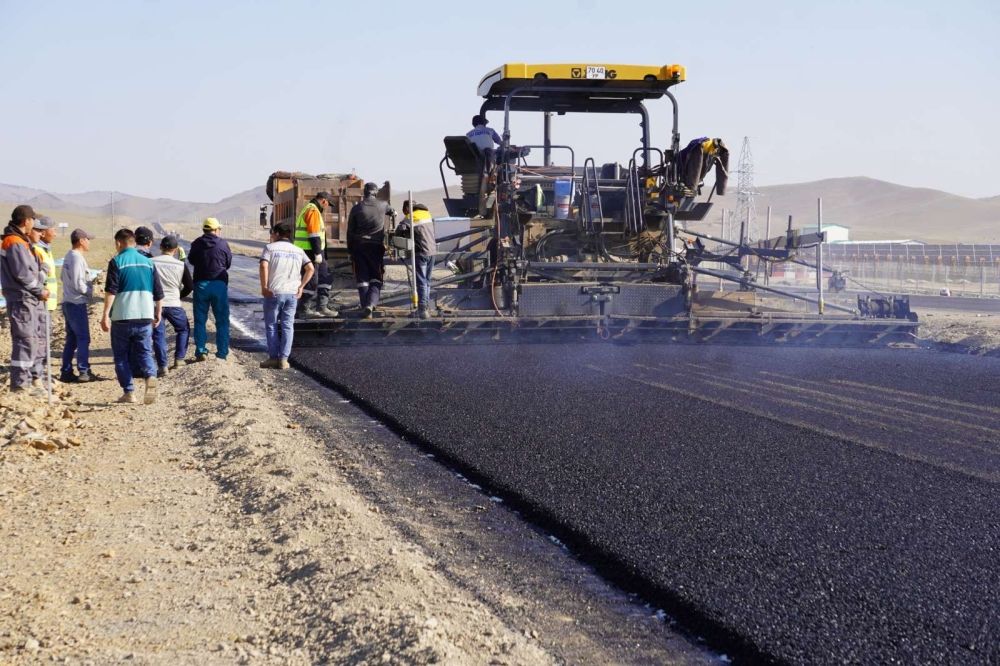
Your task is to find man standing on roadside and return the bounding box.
[1,205,49,393]
[188,217,232,362]
[100,228,163,405]
[151,234,192,375]
[293,192,337,318]
[60,228,101,383]
[29,216,59,388]
[347,182,392,318]
[259,222,314,369]
[134,226,155,258]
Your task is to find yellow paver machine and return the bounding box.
[296,63,917,345]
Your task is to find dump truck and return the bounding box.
[262,171,390,262]
[294,63,918,345]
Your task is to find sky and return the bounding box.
[0,0,997,203]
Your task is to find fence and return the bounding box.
[772,244,1000,296]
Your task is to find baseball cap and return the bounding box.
[315,192,333,202]
[135,226,154,245]
[34,215,56,230]
[160,234,179,250]
[203,217,221,231]
[11,205,37,224]
[70,228,95,244]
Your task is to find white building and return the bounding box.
[821,224,850,243]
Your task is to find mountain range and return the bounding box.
[2,176,997,243]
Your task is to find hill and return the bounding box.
[712,177,1000,243]
[3,177,997,243]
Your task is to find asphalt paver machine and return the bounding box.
[295,63,917,345]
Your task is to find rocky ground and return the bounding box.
[917,309,1000,355]
[0,306,712,664]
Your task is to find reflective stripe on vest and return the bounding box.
[294,202,325,252]
[34,243,57,311]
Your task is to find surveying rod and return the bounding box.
[409,189,418,311]
[45,308,53,404]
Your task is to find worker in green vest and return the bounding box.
[294,191,337,317]
[29,216,58,388]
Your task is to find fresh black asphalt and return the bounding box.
[293,343,1000,664]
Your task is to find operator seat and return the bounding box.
[443,136,489,217]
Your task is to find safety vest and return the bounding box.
[294,201,326,252]
[33,243,58,311]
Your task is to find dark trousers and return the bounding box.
[5,297,39,389]
[302,250,332,309]
[153,306,190,368]
[351,241,385,308]
[111,321,156,392]
[61,302,91,376]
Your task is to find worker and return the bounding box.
[466,114,501,172]
[347,182,393,318]
[173,236,187,263]
[188,217,232,362]
[29,216,58,388]
[60,228,101,383]
[293,192,337,318]
[401,200,437,319]
[100,228,163,405]
[259,222,314,369]
[134,226,155,258]
[151,235,193,375]
[1,205,49,394]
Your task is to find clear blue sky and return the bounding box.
[1,0,997,202]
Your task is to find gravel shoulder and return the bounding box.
[916,308,1000,355]
[0,307,710,663]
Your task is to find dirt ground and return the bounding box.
[0,304,714,664]
[917,309,1000,355]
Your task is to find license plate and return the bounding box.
[586,66,606,80]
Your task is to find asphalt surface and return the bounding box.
[293,343,1000,664]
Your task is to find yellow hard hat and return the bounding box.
[203,217,221,231]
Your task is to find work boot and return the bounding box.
[418,307,431,320]
[157,366,169,378]
[302,302,325,319]
[259,358,279,369]
[117,391,137,404]
[60,372,80,383]
[316,291,338,318]
[363,306,375,320]
[278,359,290,370]
[169,358,181,370]
[32,378,43,389]
[189,353,207,363]
[144,376,158,405]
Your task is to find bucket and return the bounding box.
[553,180,572,220]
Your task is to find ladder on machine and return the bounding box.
[624,159,644,236]
[581,158,605,236]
